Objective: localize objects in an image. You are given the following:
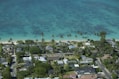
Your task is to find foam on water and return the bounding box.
[0,0,119,41]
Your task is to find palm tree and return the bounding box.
[41,38,45,43]
[100,31,106,43]
[8,38,13,44]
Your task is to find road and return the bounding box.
[96,58,112,79]
[10,48,17,79]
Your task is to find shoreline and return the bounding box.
[0,39,88,45]
[1,38,118,45]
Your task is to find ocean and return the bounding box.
[0,0,119,41]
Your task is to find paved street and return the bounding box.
[96,58,112,79]
[10,48,17,79]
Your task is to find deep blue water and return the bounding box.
[0,0,119,41]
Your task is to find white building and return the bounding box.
[23,56,32,62]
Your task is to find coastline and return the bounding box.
[0,39,88,45]
[0,38,117,45]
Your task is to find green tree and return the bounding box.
[17,40,24,44]
[52,62,61,76]
[112,73,118,79]
[8,38,12,43]
[34,60,51,77]
[64,64,70,71]
[2,67,11,79]
[0,44,3,56]
[34,66,47,77]
[17,71,30,79]
[100,31,106,43]
[29,46,41,54]
[25,40,34,45]
[7,55,12,66]
[16,52,25,63]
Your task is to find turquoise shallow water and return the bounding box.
[0,0,119,41]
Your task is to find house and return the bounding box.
[46,46,53,51]
[84,42,90,46]
[44,53,63,61]
[34,55,39,60]
[68,60,78,69]
[106,39,116,47]
[91,64,99,68]
[34,55,47,62]
[63,58,68,64]
[16,47,23,52]
[68,60,78,64]
[63,71,77,79]
[76,74,97,79]
[34,77,59,79]
[19,67,27,71]
[48,69,55,76]
[2,44,14,54]
[24,77,33,79]
[116,58,119,64]
[19,61,32,71]
[64,52,74,56]
[74,64,79,67]
[47,57,60,61]
[23,56,32,62]
[57,60,64,65]
[68,45,76,49]
[0,58,8,67]
[80,55,93,64]
[74,67,95,75]
[39,56,47,62]
[83,41,95,48]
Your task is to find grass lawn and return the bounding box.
[64,55,78,60]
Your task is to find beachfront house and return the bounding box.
[83,41,95,48]
[106,39,116,47]
[2,44,14,54]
